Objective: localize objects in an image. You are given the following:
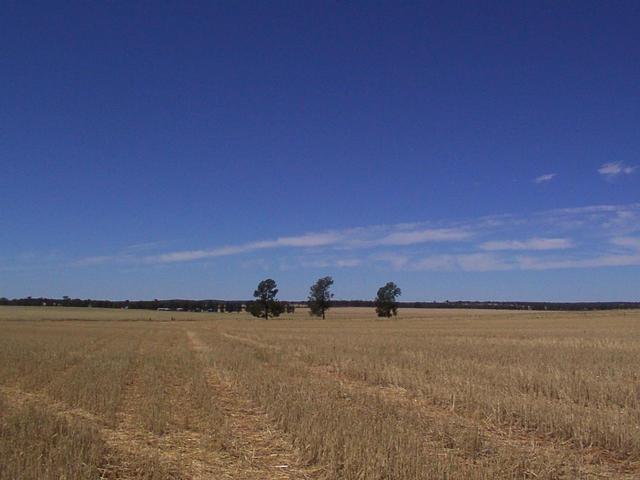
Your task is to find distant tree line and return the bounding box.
[0,296,294,313]
[329,300,640,311]
[1,294,638,313]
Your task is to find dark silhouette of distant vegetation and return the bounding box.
[308,276,334,319]
[0,296,293,313]
[330,300,640,311]
[375,282,402,317]
[0,296,637,312]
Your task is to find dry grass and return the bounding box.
[1,305,640,478]
[0,392,106,480]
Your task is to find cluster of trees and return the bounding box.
[245,279,291,319]
[4,287,635,315]
[245,277,402,319]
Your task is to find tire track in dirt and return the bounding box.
[186,329,325,480]
[107,333,237,479]
[219,331,640,479]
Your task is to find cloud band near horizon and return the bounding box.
[76,202,640,272]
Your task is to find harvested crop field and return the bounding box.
[1,306,640,479]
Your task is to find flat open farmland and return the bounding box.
[2,307,640,479]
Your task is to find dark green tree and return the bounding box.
[249,278,282,319]
[375,282,402,318]
[307,276,334,319]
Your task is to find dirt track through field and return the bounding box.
[103,336,231,480]
[186,329,325,480]
[219,331,640,479]
[2,326,324,480]
[1,334,237,480]
[0,383,211,479]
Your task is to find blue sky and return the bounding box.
[2,2,639,301]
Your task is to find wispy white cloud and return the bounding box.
[372,253,410,269]
[534,173,556,183]
[598,162,637,180]
[270,232,342,248]
[407,248,640,273]
[298,257,362,269]
[143,232,342,263]
[601,209,639,236]
[479,237,573,251]
[456,253,513,271]
[411,254,456,271]
[124,240,174,252]
[376,228,471,246]
[534,203,640,235]
[548,204,626,215]
[410,253,513,272]
[611,237,640,251]
[336,258,362,267]
[78,226,472,266]
[75,202,640,274]
[516,254,640,270]
[78,254,136,266]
